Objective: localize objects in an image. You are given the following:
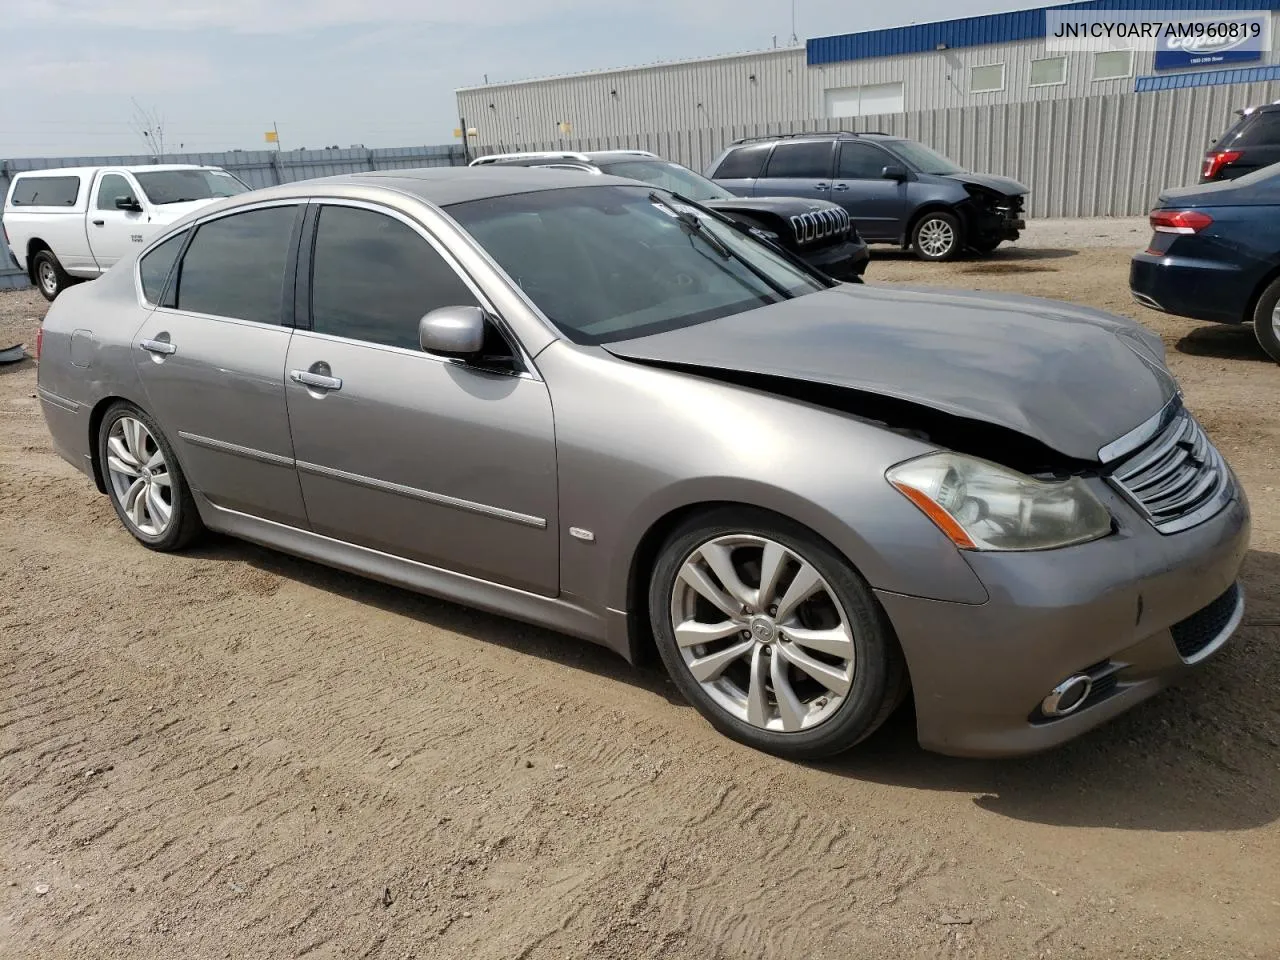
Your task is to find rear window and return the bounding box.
[1221,111,1280,148]
[763,141,834,180]
[9,176,80,207]
[712,145,770,180]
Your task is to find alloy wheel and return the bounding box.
[106,416,174,538]
[917,217,955,258]
[669,534,855,733]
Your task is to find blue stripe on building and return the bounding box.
[1135,62,1280,91]
[808,0,1280,65]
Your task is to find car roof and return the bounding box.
[469,149,658,167]
[728,131,901,147]
[11,164,222,178]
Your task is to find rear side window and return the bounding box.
[712,145,770,179]
[309,205,478,350]
[764,142,834,179]
[173,205,298,324]
[9,176,80,207]
[139,230,188,305]
[1224,111,1280,148]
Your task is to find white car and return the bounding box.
[2,164,250,300]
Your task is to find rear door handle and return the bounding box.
[140,338,176,355]
[291,370,343,391]
[92,219,105,226]
[832,184,849,192]
[814,183,829,190]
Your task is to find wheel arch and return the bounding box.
[26,238,51,283]
[86,394,149,493]
[1244,262,1280,324]
[904,202,964,248]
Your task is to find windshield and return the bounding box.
[447,185,825,345]
[888,140,965,176]
[595,159,735,201]
[134,169,250,205]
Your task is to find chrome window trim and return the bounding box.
[177,431,295,468]
[1097,393,1183,464]
[295,460,547,529]
[302,196,543,380]
[288,327,538,380]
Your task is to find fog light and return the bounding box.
[1041,675,1093,717]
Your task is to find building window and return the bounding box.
[1029,56,1067,87]
[1092,50,1133,81]
[970,63,1005,93]
[823,81,905,118]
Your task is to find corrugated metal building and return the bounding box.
[456,0,1280,144]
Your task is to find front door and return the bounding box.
[755,140,835,202]
[132,201,309,527]
[284,202,559,596]
[831,142,910,241]
[88,171,147,270]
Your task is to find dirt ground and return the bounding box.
[2,243,1279,960]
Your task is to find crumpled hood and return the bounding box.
[604,284,1175,462]
[945,171,1028,196]
[701,195,845,217]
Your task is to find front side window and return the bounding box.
[712,144,770,180]
[310,205,478,350]
[173,205,297,324]
[447,185,825,346]
[764,141,835,179]
[96,174,135,211]
[596,160,734,201]
[837,142,892,179]
[134,169,249,205]
[138,229,188,305]
[9,176,80,207]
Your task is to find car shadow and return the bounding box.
[1176,323,1273,363]
[188,534,1280,833]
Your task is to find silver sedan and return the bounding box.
[35,168,1249,759]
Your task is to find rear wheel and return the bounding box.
[1252,277,1280,363]
[32,250,70,301]
[911,211,962,261]
[648,507,906,760]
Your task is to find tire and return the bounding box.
[97,401,203,551]
[32,249,70,302]
[969,237,1002,255]
[648,507,906,760]
[911,211,962,262]
[1252,276,1280,363]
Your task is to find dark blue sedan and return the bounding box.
[1130,163,1280,362]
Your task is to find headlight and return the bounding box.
[886,452,1112,551]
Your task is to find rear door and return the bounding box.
[755,141,836,202]
[831,141,910,240]
[87,170,147,270]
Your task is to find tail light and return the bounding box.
[1202,150,1242,179]
[35,327,43,361]
[1150,209,1214,234]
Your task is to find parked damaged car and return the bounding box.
[470,150,869,280]
[37,168,1247,761]
[708,132,1028,261]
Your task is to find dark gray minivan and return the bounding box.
[708,132,1028,261]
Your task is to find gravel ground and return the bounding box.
[1011,216,1151,250]
[1,241,1278,960]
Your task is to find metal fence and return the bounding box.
[473,78,1280,219]
[0,144,464,289]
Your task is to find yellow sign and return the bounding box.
[558,121,573,135]
[264,130,279,143]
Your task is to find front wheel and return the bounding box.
[1252,276,1280,363]
[648,508,906,760]
[911,211,962,261]
[98,402,203,551]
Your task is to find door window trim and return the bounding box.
[835,141,895,180]
[141,198,305,326]
[296,197,542,381]
[761,140,836,180]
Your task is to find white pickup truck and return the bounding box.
[2,164,250,300]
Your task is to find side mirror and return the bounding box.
[419,305,487,358]
[115,196,142,212]
[882,164,909,182]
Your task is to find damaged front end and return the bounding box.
[960,184,1027,245]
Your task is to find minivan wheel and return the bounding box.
[1252,277,1280,363]
[98,402,203,551]
[911,211,961,261]
[649,508,906,760]
[32,250,70,301]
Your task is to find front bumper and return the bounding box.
[878,491,1251,758]
[1129,251,1250,325]
[799,238,869,281]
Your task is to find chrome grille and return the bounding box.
[788,208,851,246]
[1107,411,1232,534]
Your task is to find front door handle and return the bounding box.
[291,369,343,391]
[92,219,105,226]
[140,338,176,356]
[832,183,849,192]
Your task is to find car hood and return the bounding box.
[945,171,1028,197]
[701,195,846,216]
[603,284,1174,462]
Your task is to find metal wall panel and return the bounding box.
[0,144,463,288]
